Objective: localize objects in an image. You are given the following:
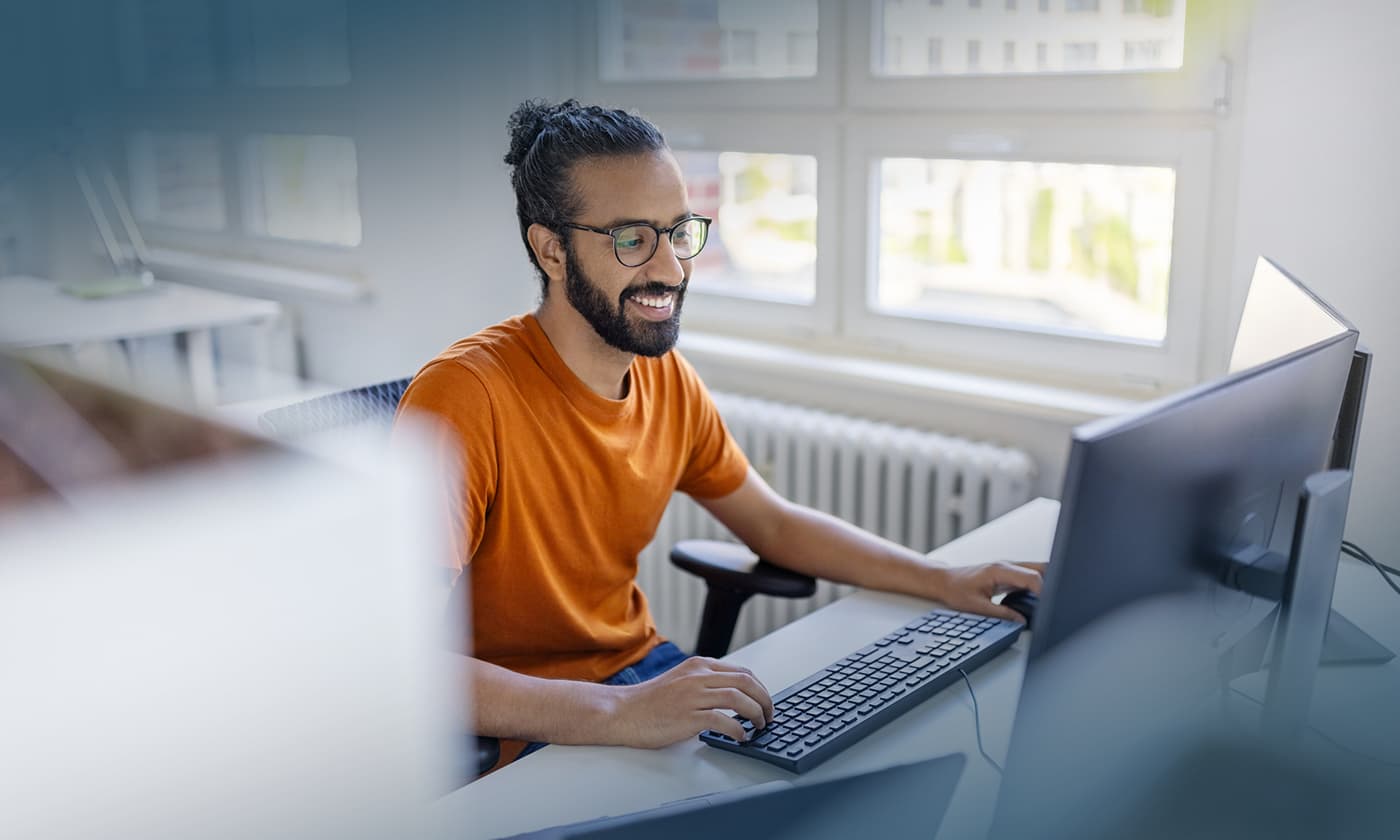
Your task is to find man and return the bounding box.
[396,100,1043,769]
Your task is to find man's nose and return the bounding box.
[644,234,686,285]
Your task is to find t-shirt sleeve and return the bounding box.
[391,360,497,574]
[672,351,751,500]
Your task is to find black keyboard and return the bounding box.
[699,607,1023,773]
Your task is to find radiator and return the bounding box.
[637,391,1037,652]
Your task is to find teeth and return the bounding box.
[631,293,673,309]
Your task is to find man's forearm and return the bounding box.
[755,503,946,601]
[463,655,621,744]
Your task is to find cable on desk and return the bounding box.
[1227,686,1400,768]
[1342,541,1400,597]
[957,667,1003,776]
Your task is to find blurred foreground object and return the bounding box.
[0,355,457,840]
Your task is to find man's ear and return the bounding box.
[527,223,567,286]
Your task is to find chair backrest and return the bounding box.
[258,377,413,439]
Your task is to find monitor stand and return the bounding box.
[1321,609,1394,665]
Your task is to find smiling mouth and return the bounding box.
[625,288,680,321]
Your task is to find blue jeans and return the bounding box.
[514,640,691,762]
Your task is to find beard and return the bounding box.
[564,246,686,358]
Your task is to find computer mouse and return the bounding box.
[1000,589,1039,629]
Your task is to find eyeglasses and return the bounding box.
[561,215,712,268]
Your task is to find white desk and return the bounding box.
[0,275,282,404]
[436,498,1062,840]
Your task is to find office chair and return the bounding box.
[258,377,817,775]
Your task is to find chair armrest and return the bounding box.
[669,540,816,599]
[476,736,500,777]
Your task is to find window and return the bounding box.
[240,135,362,247]
[885,36,904,72]
[127,131,226,230]
[1124,39,1167,67]
[229,0,351,87]
[1063,42,1099,70]
[872,0,1187,77]
[597,0,818,81]
[1125,0,1175,14]
[119,0,364,277]
[875,158,1176,342]
[674,151,818,304]
[591,0,1233,392]
[118,0,216,88]
[787,31,818,67]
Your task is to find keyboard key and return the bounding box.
[787,748,805,757]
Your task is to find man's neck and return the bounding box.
[534,300,634,400]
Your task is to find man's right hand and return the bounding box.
[603,657,774,749]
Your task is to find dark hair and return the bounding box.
[504,99,667,295]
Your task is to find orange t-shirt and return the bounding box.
[395,314,750,685]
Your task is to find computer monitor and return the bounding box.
[1230,259,1388,666]
[991,258,1363,834]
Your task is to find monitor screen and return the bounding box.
[1229,257,1352,375]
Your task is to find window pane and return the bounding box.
[876,158,1176,343]
[118,0,216,88]
[240,135,361,246]
[872,0,1185,76]
[676,151,817,303]
[231,0,351,87]
[127,131,226,231]
[598,0,818,81]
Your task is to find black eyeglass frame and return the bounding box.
[560,215,713,267]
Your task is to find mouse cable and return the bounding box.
[1227,686,1400,769]
[1341,541,1400,597]
[1342,540,1398,576]
[957,667,1004,776]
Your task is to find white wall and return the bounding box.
[291,2,550,386]
[1230,0,1400,556]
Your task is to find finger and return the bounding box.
[703,670,774,722]
[984,603,1029,625]
[703,709,749,742]
[707,687,768,730]
[992,562,1044,595]
[697,658,756,678]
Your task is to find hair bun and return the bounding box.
[504,99,581,167]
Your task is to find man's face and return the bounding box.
[559,151,692,358]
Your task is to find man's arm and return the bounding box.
[698,467,1043,624]
[462,654,773,748]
